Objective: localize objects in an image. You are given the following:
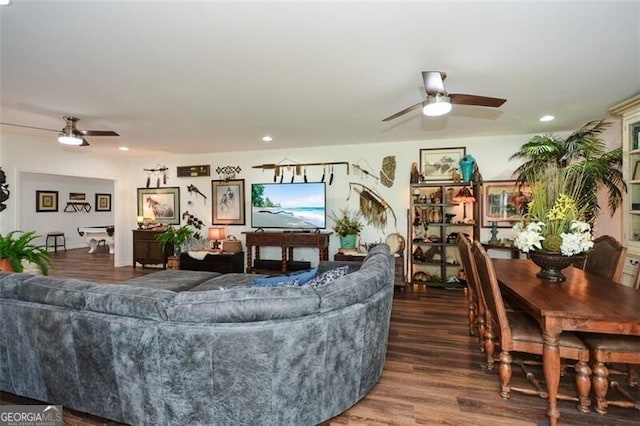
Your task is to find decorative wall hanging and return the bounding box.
[212,179,245,225]
[143,165,168,188]
[419,147,466,181]
[351,161,378,181]
[216,165,242,181]
[0,167,9,212]
[95,193,112,212]
[69,192,86,201]
[177,165,210,177]
[187,184,207,202]
[137,187,180,225]
[64,202,91,212]
[253,160,349,184]
[380,155,396,187]
[36,190,59,212]
[182,211,205,239]
[347,182,397,231]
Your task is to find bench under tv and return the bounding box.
[243,231,330,274]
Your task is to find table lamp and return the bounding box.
[452,186,476,223]
[137,216,144,229]
[208,227,225,251]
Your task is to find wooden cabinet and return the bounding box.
[334,253,405,286]
[132,229,172,268]
[180,252,244,273]
[408,182,479,286]
[243,231,330,274]
[611,94,640,261]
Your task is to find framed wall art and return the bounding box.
[177,164,211,177]
[212,179,245,225]
[95,193,112,212]
[419,147,466,181]
[481,180,532,228]
[137,187,180,224]
[36,190,59,212]
[69,192,86,201]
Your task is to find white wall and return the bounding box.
[1,121,624,268]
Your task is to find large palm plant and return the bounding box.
[510,119,625,224]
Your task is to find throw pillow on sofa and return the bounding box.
[252,268,318,287]
[303,265,349,288]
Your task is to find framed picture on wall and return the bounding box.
[419,147,466,181]
[481,180,532,228]
[136,187,180,224]
[95,193,112,212]
[212,179,245,225]
[36,190,59,212]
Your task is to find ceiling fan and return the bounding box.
[382,71,507,122]
[0,116,119,146]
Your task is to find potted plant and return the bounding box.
[0,230,53,275]
[156,225,194,257]
[329,208,364,249]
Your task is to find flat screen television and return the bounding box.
[251,182,326,230]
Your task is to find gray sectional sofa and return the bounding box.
[0,244,394,425]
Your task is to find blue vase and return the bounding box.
[459,155,476,184]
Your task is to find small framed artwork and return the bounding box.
[212,179,245,225]
[633,161,640,181]
[36,190,59,212]
[177,165,211,177]
[95,193,112,212]
[419,147,466,181]
[69,192,86,201]
[482,180,532,228]
[137,187,180,225]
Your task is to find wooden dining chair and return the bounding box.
[471,241,592,412]
[456,234,484,350]
[580,235,626,282]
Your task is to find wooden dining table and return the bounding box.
[492,258,640,426]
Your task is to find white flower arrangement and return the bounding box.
[511,165,594,257]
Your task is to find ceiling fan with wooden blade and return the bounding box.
[382,71,506,122]
[0,116,119,146]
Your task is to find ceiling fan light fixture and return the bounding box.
[422,94,452,117]
[58,132,83,145]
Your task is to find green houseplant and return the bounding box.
[329,208,364,249]
[0,230,53,275]
[156,225,194,257]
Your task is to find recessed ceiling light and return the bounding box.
[539,115,555,122]
[0,0,12,6]
[262,135,273,142]
[118,146,129,151]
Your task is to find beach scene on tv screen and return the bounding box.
[251,183,326,229]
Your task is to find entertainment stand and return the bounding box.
[243,231,331,274]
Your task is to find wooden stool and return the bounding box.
[46,232,66,252]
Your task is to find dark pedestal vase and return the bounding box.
[529,251,576,283]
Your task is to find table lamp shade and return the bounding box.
[453,186,476,203]
[208,227,225,241]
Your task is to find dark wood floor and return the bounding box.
[2,249,639,425]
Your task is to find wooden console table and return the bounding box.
[243,231,330,274]
[180,251,244,273]
[335,252,405,287]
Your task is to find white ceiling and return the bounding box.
[1,1,639,156]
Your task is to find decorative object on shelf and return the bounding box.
[137,216,144,229]
[208,226,225,251]
[329,208,363,249]
[528,251,577,283]
[512,166,594,282]
[488,221,499,244]
[36,190,58,212]
[481,180,531,227]
[445,213,456,224]
[177,165,210,177]
[211,179,245,225]
[143,164,168,188]
[410,162,420,184]
[419,147,466,181]
[380,155,396,187]
[95,193,111,212]
[452,186,476,223]
[0,167,9,213]
[215,165,241,181]
[221,234,243,253]
[412,246,425,262]
[385,233,405,255]
[511,119,623,224]
[452,168,461,183]
[0,230,53,274]
[137,186,180,225]
[347,182,398,230]
[187,184,207,202]
[458,154,476,184]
